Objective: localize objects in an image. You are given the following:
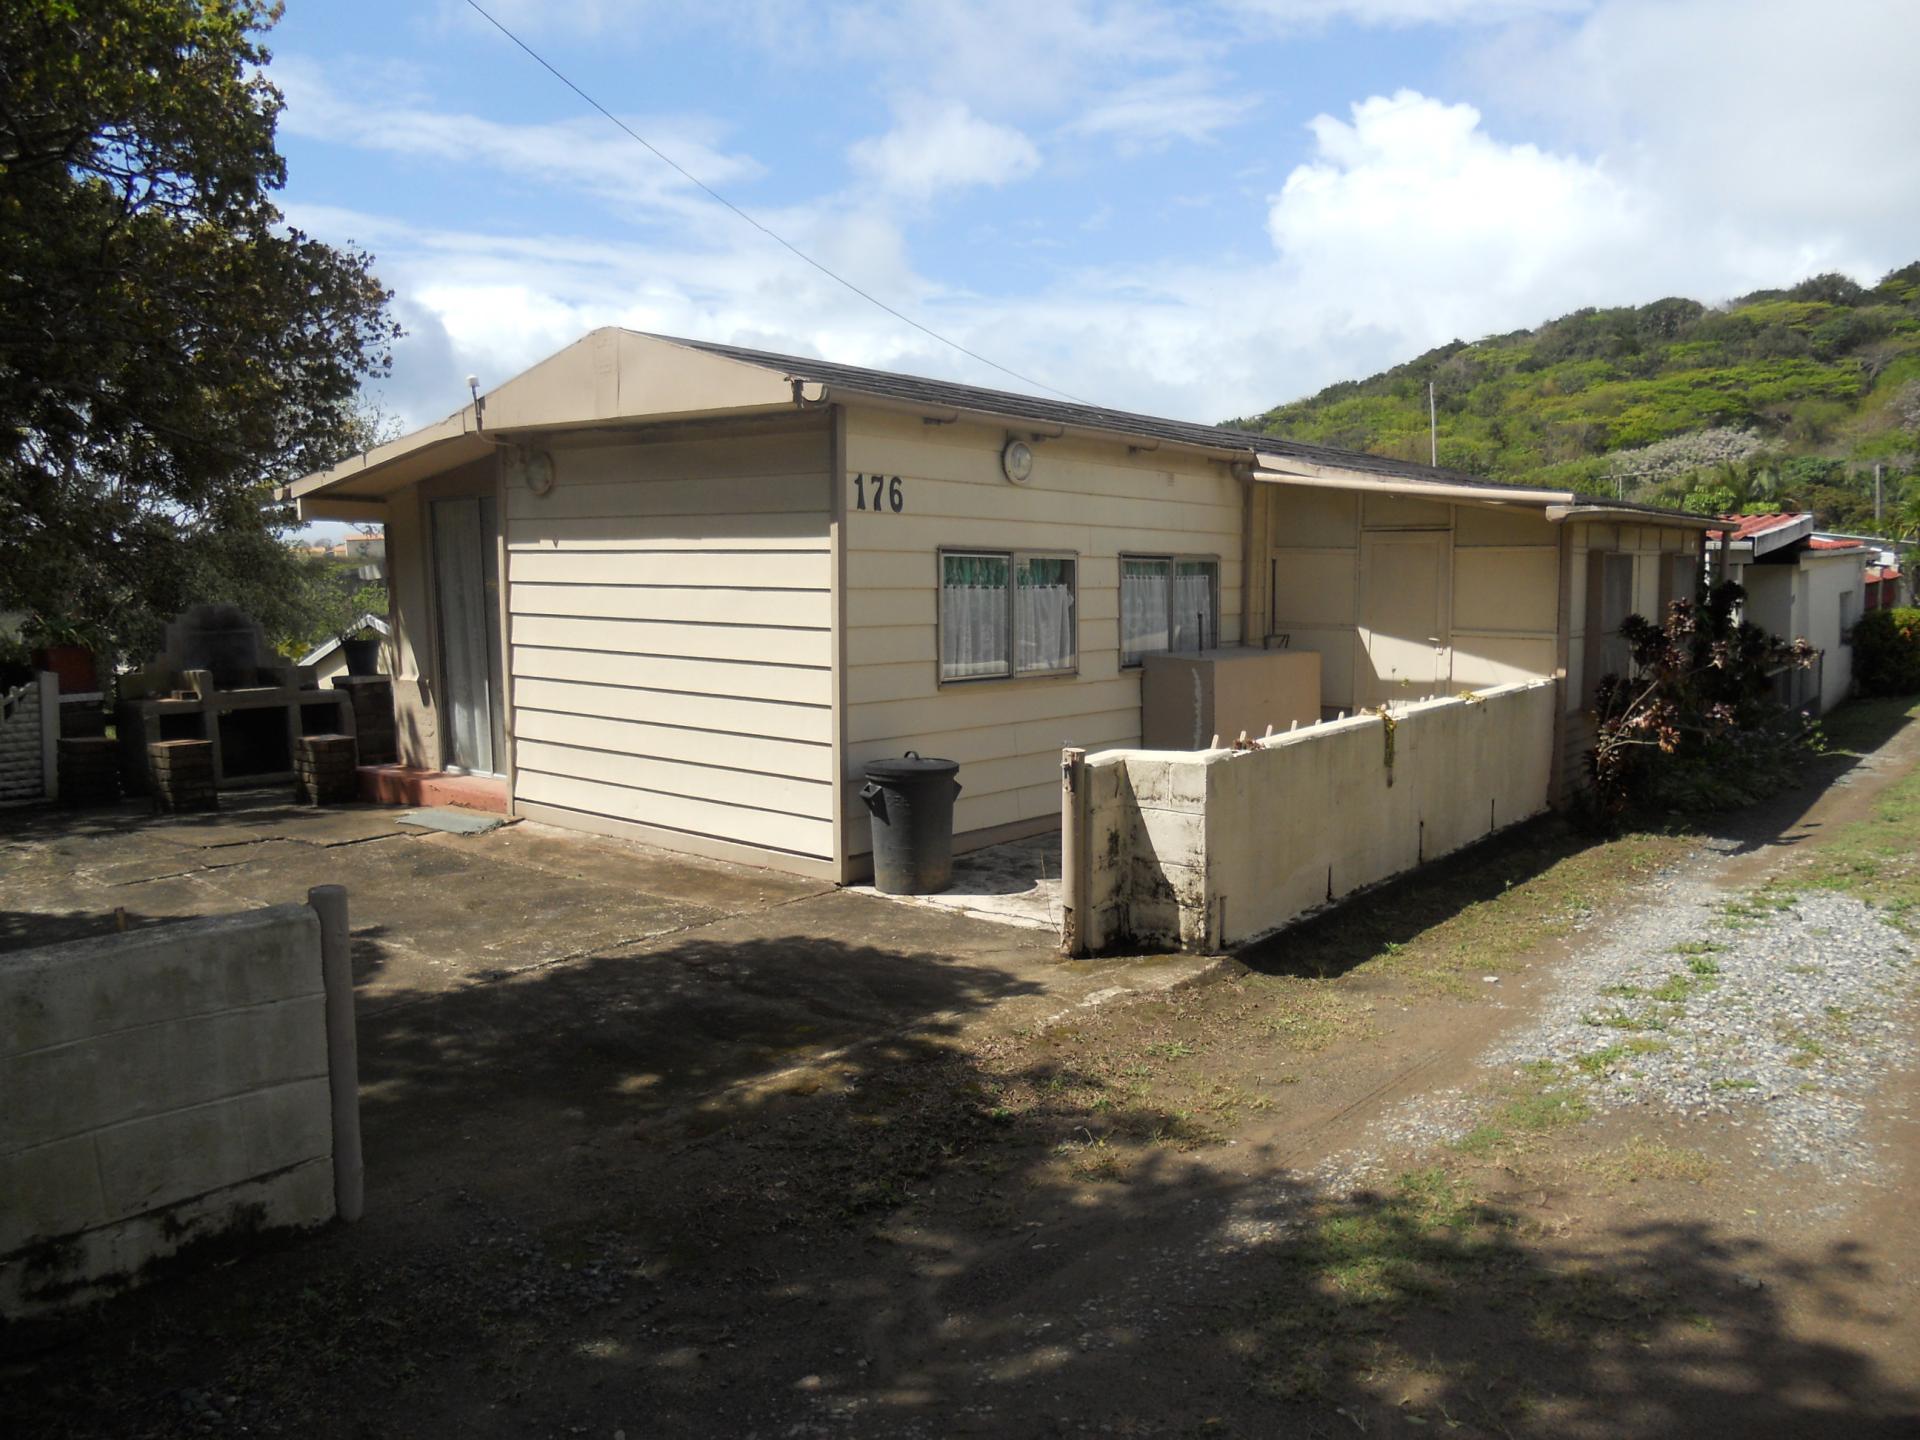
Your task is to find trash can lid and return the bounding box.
[863,750,959,783]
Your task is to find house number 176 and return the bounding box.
[853,474,904,512]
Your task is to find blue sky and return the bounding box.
[268,0,1920,439]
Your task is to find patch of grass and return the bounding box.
[1243,819,1696,996]
[1799,735,1920,929]
[1819,694,1920,756]
[1505,1087,1591,1132]
[1454,1124,1509,1156]
[1240,1164,1678,1407]
[1585,1136,1715,1187]
[1650,968,1716,1002]
[1710,1077,1760,1092]
[1142,1040,1195,1062]
[1720,885,1800,929]
[1781,1029,1832,1066]
[1056,1132,1129,1182]
[1671,939,1727,957]
[1573,1037,1668,1077]
[1252,988,1374,1052]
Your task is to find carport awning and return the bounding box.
[1252,454,1717,527]
[1251,454,1573,507]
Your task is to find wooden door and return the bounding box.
[1359,532,1450,707]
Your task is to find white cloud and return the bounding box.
[275,58,761,224]
[1227,0,1587,27]
[827,1,1216,115]
[1472,0,1920,273]
[1266,90,1652,341]
[848,101,1042,201]
[1067,74,1259,153]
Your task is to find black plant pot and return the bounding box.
[342,636,382,677]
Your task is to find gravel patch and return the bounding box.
[1307,870,1917,1197]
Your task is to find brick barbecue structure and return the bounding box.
[294,734,359,806]
[331,676,396,767]
[147,739,218,813]
[116,606,358,796]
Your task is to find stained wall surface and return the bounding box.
[1,905,338,1316]
[1079,680,1557,952]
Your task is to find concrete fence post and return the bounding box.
[308,884,364,1222]
[38,671,58,801]
[1059,747,1088,958]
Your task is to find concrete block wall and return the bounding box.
[1,897,359,1317]
[1081,680,1557,953]
[0,672,56,804]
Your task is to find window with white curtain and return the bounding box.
[1121,555,1219,666]
[939,550,1077,682]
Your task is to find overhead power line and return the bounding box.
[460,0,1082,402]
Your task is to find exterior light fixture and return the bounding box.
[513,446,555,496]
[1001,438,1035,486]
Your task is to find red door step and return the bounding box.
[357,764,508,814]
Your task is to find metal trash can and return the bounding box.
[860,751,962,894]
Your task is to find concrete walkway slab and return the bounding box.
[850,831,1065,935]
[397,806,509,836]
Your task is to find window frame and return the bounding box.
[1118,552,1222,669]
[936,546,1080,686]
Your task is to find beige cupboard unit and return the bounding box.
[1140,648,1321,750]
[287,328,1710,881]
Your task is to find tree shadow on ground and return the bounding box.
[1231,814,1608,984]
[11,912,1918,1438]
[1665,693,1917,860]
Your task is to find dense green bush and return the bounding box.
[1851,607,1920,696]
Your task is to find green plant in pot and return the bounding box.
[340,622,383,677]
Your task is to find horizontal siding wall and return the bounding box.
[506,422,836,863]
[1266,490,1562,712]
[841,408,1244,859]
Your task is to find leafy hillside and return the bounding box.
[1236,264,1920,534]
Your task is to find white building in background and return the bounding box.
[1707,513,1868,712]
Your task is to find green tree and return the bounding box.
[0,1,400,660]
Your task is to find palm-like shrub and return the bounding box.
[1586,581,1817,818]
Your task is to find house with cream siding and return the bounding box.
[286,329,1709,881]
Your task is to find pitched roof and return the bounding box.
[288,326,1703,522]
[1807,535,1871,553]
[659,333,1696,514]
[1706,512,1809,543]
